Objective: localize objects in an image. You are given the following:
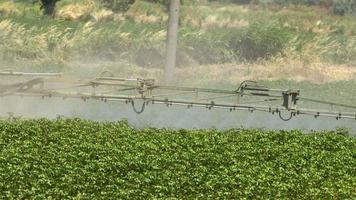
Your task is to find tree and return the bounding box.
[39,0,61,16]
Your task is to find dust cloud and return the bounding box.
[0,45,355,134]
[0,96,355,134]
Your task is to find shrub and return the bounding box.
[269,0,321,5]
[230,23,292,61]
[179,28,235,64]
[144,0,169,5]
[207,0,253,4]
[333,0,356,15]
[100,0,135,12]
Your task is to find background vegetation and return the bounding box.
[0,119,355,199]
[0,0,356,85]
[0,0,356,67]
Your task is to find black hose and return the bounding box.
[131,100,146,114]
[279,111,293,121]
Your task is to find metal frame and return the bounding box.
[1,71,356,121]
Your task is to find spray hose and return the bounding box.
[278,111,294,121]
[130,99,147,114]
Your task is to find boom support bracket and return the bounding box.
[282,90,300,110]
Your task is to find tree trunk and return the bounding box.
[163,0,180,84]
[41,0,57,17]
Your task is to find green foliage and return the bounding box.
[230,23,292,61]
[333,0,356,15]
[207,0,253,4]
[208,0,333,6]
[100,0,135,12]
[144,0,169,5]
[0,119,355,199]
[312,26,356,64]
[230,0,356,16]
[2,0,356,67]
[261,0,332,6]
[179,27,236,64]
[335,127,351,136]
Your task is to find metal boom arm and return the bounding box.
[0,71,355,121]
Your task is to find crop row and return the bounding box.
[0,119,355,199]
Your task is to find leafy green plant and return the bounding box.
[0,119,355,199]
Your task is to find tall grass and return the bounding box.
[0,0,356,72]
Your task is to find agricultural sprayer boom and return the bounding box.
[0,71,355,121]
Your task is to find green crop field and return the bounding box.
[1,1,356,198]
[0,119,355,199]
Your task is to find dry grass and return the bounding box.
[56,0,96,21]
[0,1,20,16]
[69,57,356,86]
[91,9,115,22]
[1,0,356,87]
[1,16,355,85]
[175,61,356,86]
[181,4,250,29]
